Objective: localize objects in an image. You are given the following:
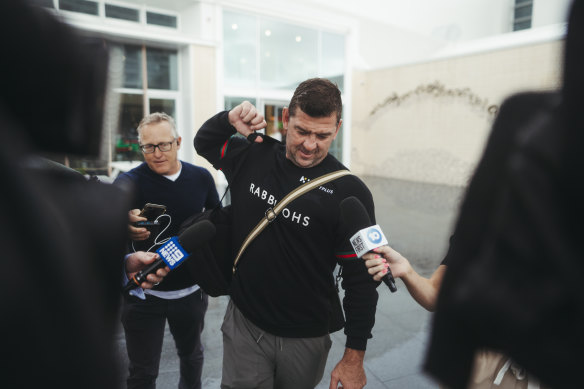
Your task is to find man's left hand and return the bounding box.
[329,348,366,389]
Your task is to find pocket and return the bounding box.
[220,298,235,337]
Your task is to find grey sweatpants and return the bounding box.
[220,299,332,389]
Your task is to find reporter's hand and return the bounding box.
[128,209,150,241]
[125,251,169,289]
[228,101,267,141]
[362,245,411,281]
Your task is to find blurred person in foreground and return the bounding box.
[194,78,379,389]
[0,0,168,388]
[115,112,219,389]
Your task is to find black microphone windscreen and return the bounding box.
[178,219,216,253]
[340,196,372,233]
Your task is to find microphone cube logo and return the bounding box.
[157,237,188,269]
[366,227,383,244]
[350,235,366,255]
[350,225,388,258]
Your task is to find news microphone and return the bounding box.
[340,196,397,292]
[124,220,216,292]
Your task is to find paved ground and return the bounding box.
[114,175,465,388]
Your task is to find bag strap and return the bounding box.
[232,169,352,273]
[215,134,257,208]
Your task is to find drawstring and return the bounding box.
[494,359,539,389]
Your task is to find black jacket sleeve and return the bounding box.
[337,181,380,350]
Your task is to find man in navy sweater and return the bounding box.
[115,112,219,389]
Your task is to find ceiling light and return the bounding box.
[265,29,272,37]
[295,36,302,42]
[231,24,238,30]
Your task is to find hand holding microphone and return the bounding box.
[125,252,169,290]
[123,219,216,293]
[340,196,397,293]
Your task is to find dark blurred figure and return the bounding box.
[0,1,129,387]
[425,1,584,388]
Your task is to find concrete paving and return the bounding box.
[114,175,465,388]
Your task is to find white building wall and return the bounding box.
[533,0,572,28]
[351,38,564,187]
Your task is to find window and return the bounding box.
[59,0,98,15]
[105,4,139,22]
[321,32,345,92]
[110,43,179,163]
[513,0,533,31]
[33,0,55,8]
[223,11,257,88]
[147,11,177,28]
[222,10,346,161]
[147,48,178,90]
[55,1,178,28]
[224,97,257,111]
[260,18,318,90]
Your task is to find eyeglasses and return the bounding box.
[139,139,176,154]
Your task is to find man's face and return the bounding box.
[140,121,181,176]
[283,107,341,168]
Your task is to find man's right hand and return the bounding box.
[128,209,150,241]
[228,101,267,141]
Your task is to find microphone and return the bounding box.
[124,220,216,292]
[340,196,397,292]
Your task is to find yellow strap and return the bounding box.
[233,170,352,273]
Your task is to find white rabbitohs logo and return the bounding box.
[300,176,310,183]
[249,182,310,226]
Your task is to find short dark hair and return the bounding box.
[288,78,342,123]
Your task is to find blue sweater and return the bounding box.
[115,161,220,291]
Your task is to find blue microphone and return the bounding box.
[124,220,215,292]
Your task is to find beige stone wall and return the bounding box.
[351,40,564,187]
[190,45,217,172]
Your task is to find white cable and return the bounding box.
[131,213,172,253]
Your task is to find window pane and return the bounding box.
[147,48,178,90]
[514,20,532,31]
[121,44,142,89]
[223,11,257,88]
[224,97,256,111]
[514,4,533,19]
[321,31,345,93]
[105,4,139,21]
[149,99,176,119]
[59,0,98,15]
[260,18,318,90]
[146,12,177,28]
[32,0,55,8]
[115,94,143,162]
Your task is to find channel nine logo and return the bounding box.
[157,237,187,269]
[366,227,383,244]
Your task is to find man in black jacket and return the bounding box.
[194,78,379,389]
